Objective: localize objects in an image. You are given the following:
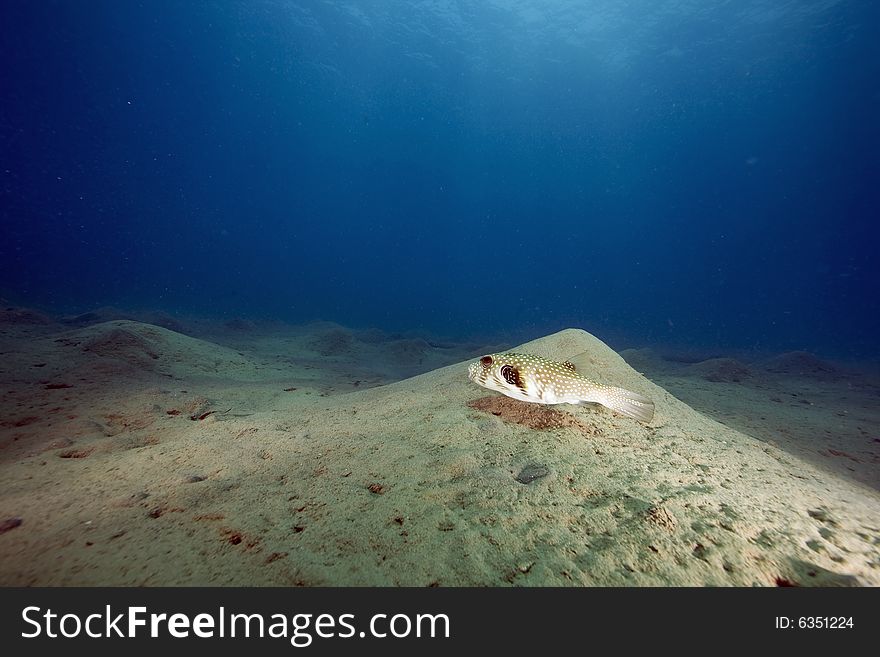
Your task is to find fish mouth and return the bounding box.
[467,363,478,381]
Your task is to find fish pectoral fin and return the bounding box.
[564,351,595,373]
[586,386,655,423]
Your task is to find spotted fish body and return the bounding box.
[468,352,655,423]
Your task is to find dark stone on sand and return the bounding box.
[0,517,23,534]
[515,464,549,484]
[185,474,207,483]
[44,437,75,451]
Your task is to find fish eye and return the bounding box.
[480,355,493,367]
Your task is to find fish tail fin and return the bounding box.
[588,386,655,423]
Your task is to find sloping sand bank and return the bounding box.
[1,323,877,585]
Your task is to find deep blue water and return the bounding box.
[2,1,878,357]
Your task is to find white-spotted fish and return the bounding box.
[468,352,654,422]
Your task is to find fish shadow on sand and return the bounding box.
[467,396,602,436]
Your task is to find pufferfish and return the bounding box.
[468,352,654,423]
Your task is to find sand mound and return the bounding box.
[61,307,135,325]
[140,311,188,335]
[61,308,190,334]
[62,320,277,380]
[0,306,54,325]
[354,327,391,344]
[308,324,356,356]
[384,338,431,364]
[687,358,752,383]
[83,326,161,365]
[660,349,724,364]
[620,347,665,373]
[763,351,842,379]
[0,327,877,586]
[224,318,258,331]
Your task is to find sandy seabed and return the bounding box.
[0,307,878,586]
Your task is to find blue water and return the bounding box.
[2,1,878,358]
